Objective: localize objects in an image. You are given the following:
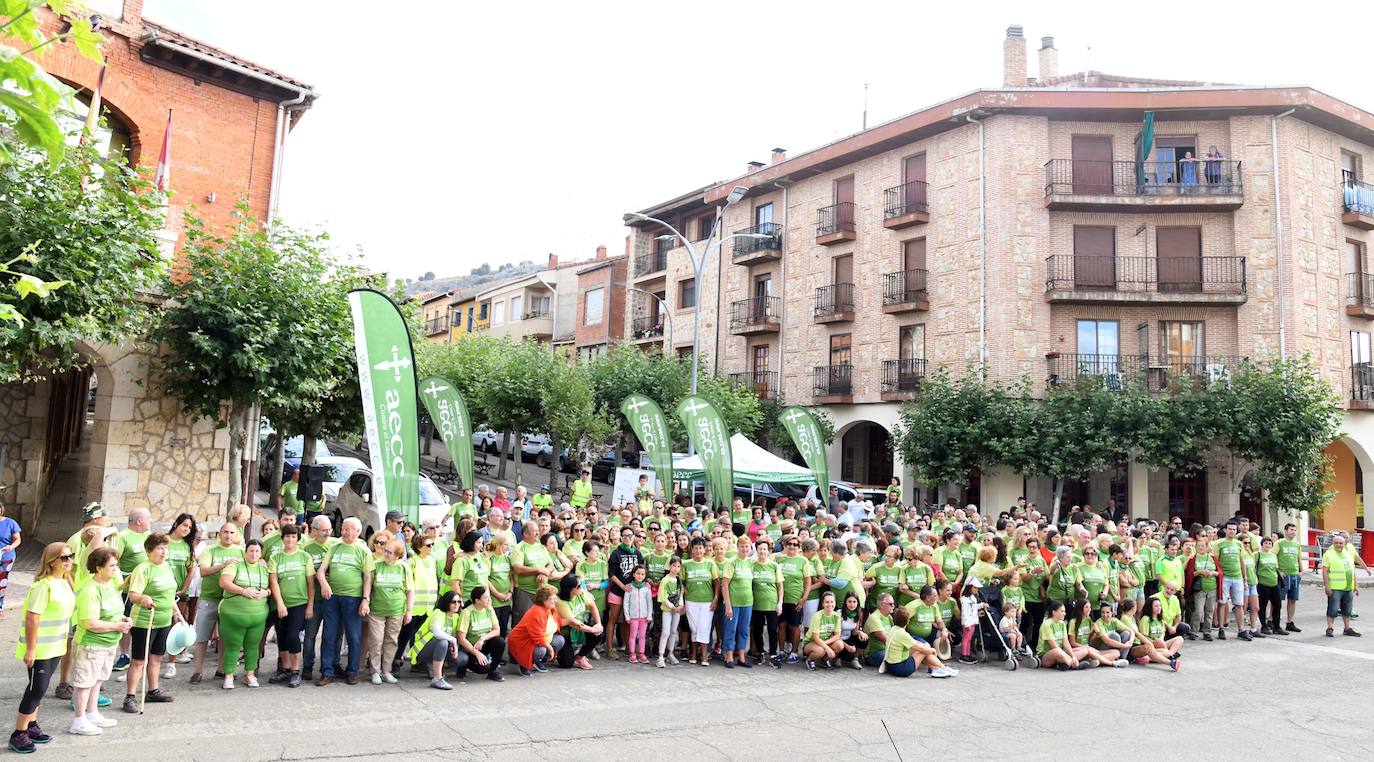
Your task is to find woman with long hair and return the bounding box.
[554,574,604,669]
[10,543,76,753]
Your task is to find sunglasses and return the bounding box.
[423,543,434,549]
[59,554,75,561]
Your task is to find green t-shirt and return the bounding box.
[724,558,754,608]
[577,558,607,611]
[1195,553,1218,592]
[219,560,271,618]
[1156,554,1185,589]
[1141,615,1166,641]
[1078,562,1110,603]
[459,605,497,641]
[806,556,826,601]
[115,530,150,575]
[776,555,810,605]
[1256,551,1280,587]
[899,562,932,606]
[884,626,918,664]
[646,552,674,584]
[74,579,123,648]
[657,575,682,611]
[199,543,245,603]
[1048,564,1080,602]
[1215,539,1243,577]
[1002,585,1025,614]
[510,541,552,594]
[371,560,412,617]
[1139,543,1160,580]
[1037,619,1067,655]
[806,610,841,642]
[301,537,339,601]
[867,562,903,601]
[863,611,892,657]
[324,540,375,598]
[681,559,718,603]
[936,596,957,623]
[1021,556,1048,604]
[904,600,939,638]
[166,538,193,591]
[269,549,315,608]
[751,560,781,612]
[487,554,513,606]
[280,481,304,513]
[455,553,490,597]
[261,533,284,563]
[1241,551,1258,585]
[968,560,1000,585]
[450,501,477,523]
[1276,539,1302,576]
[935,548,963,581]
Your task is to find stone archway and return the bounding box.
[836,420,893,486]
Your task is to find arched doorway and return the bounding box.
[839,421,892,486]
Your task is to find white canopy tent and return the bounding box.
[671,433,814,485]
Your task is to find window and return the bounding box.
[829,334,852,366]
[676,346,693,361]
[1077,320,1120,356]
[584,288,604,325]
[697,214,715,241]
[1162,321,1204,360]
[1153,136,1198,184]
[492,301,505,326]
[1352,331,1371,366]
[1342,151,1361,184]
[509,295,523,322]
[899,324,926,360]
[466,306,474,333]
[752,344,770,373]
[529,295,550,317]
[678,279,696,309]
[754,203,774,227]
[478,302,488,320]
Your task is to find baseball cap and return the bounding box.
[82,502,106,522]
[384,510,405,522]
[963,523,977,532]
[967,577,983,588]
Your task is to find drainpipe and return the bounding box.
[1271,109,1295,359]
[774,182,789,392]
[967,114,987,368]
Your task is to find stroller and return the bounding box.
[967,584,1040,671]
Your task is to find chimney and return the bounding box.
[595,245,607,261]
[1039,36,1058,82]
[1003,25,1027,87]
[547,253,558,269]
[746,160,765,174]
[770,147,787,164]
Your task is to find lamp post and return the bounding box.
[625,185,767,396]
[628,287,673,348]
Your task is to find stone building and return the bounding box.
[0,0,316,530]
[625,26,1374,534]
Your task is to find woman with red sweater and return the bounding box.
[507,585,565,677]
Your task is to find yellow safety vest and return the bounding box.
[570,479,593,508]
[1324,547,1355,592]
[16,578,75,661]
[410,555,439,616]
[406,611,459,664]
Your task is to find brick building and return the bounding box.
[625,26,1374,534]
[574,244,628,361]
[0,0,316,528]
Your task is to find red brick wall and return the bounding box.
[575,257,628,348]
[33,4,287,246]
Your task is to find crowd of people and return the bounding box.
[5,474,1370,754]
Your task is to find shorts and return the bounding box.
[195,599,221,642]
[1280,575,1301,601]
[607,591,623,607]
[1220,578,1246,606]
[685,601,713,644]
[780,601,802,627]
[70,643,118,688]
[1327,589,1354,619]
[131,625,170,658]
[1245,583,1258,597]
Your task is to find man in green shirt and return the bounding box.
[862,594,896,667]
[300,515,339,680]
[531,485,553,515]
[1276,522,1304,632]
[509,522,552,622]
[315,517,375,684]
[278,468,305,515]
[570,470,594,510]
[450,488,477,525]
[1214,521,1249,641]
[261,508,298,562]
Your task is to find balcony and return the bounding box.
[1043,159,1244,212]
[816,202,856,245]
[1044,255,1246,306]
[1343,179,1374,230]
[1347,273,1374,318]
[882,269,929,313]
[883,180,929,229]
[813,364,854,403]
[521,307,551,321]
[631,314,664,342]
[732,223,784,266]
[634,249,668,279]
[729,370,779,400]
[814,283,855,323]
[729,296,780,335]
[1046,353,1248,393]
[424,316,449,336]
[881,359,927,401]
[1353,362,1374,411]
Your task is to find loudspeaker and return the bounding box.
[297,465,327,503]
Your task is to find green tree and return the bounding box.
[472,339,554,484]
[0,0,102,165]
[893,367,993,491]
[151,207,342,509]
[540,358,615,488]
[0,141,164,381]
[1035,376,1136,525]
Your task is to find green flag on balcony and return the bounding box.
[1136,111,1155,188]
[676,395,734,512]
[620,394,673,500]
[779,406,829,499]
[418,376,474,492]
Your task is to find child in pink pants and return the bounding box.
[622,566,654,664]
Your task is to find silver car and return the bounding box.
[333,467,453,539]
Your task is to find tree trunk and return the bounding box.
[225,401,247,512]
[1050,479,1065,529]
[512,430,524,486]
[302,425,320,466]
[547,434,559,493]
[497,427,511,481]
[267,433,286,510]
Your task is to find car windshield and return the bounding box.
[319,463,360,484]
[418,479,446,505]
[282,436,333,460]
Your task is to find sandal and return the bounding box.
[189,672,202,685]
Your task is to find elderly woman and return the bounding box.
[125,532,183,710]
[69,547,129,737]
[315,517,375,686]
[10,543,75,753]
[218,539,271,690]
[190,522,243,684]
[226,504,253,544]
[507,584,566,677]
[366,538,413,685]
[268,524,316,688]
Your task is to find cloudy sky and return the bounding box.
[142,0,1369,280]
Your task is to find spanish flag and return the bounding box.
[79,63,106,142]
[154,109,172,195]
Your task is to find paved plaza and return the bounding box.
[1,565,1370,761]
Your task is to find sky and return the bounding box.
[142,0,1371,280]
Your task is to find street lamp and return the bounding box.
[624,185,768,396]
[628,287,673,348]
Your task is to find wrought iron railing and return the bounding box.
[1044,159,1243,197]
[883,269,929,305]
[729,296,780,330]
[1344,179,1374,216]
[424,316,449,335]
[884,180,929,219]
[522,307,551,320]
[814,283,855,317]
[728,370,779,400]
[732,223,784,258]
[1044,255,1246,295]
[1046,353,1248,392]
[817,202,856,236]
[882,359,927,394]
[813,364,854,396]
[1347,272,1374,309]
[631,314,664,340]
[1354,362,1374,402]
[635,250,667,276]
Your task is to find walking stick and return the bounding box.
[139,603,154,715]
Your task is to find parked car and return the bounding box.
[591,450,639,483]
[316,456,368,502]
[519,433,577,471]
[258,434,334,490]
[333,467,452,539]
[471,424,508,455]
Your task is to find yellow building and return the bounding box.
[419,291,452,344]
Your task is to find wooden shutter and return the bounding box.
[1071,136,1113,194]
[1157,227,1202,292]
[1072,226,1115,289]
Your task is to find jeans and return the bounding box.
[321,595,363,677]
[1280,574,1302,601]
[658,611,681,658]
[722,605,752,651]
[302,602,334,672]
[1190,588,1216,634]
[533,634,566,667]
[864,651,885,668]
[1327,589,1354,619]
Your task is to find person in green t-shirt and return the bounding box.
[862,594,895,667]
[123,532,183,711]
[72,547,132,727]
[315,517,376,683]
[1213,522,1248,640]
[365,537,414,684]
[454,585,506,681]
[656,556,685,668]
[267,525,315,687]
[882,607,957,677]
[681,537,718,665]
[1035,600,1077,669]
[866,546,904,607]
[1255,535,1285,636]
[774,537,811,662]
[486,534,515,635]
[165,513,197,621]
[801,590,843,669]
[191,522,245,682]
[750,539,784,667]
[218,539,272,690]
[720,535,755,667]
[278,469,305,515]
[509,523,553,623]
[1276,523,1304,632]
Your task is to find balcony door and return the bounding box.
[1350,240,1367,305]
[1157,227,1202,292]
[1154,137,1198,185]
[752,275,771,319]
[1162,321,1204,381]
[903,238,926,296]
[903,154,927,212]
[829,334,852,393]
[1353,331,1373,400]
[834,254,853,286]
[751,344,771,396]
[834,176,855,231]
[1076,320,1119,374]
[754,202,773,228]
[898,324,925,391]
[1071,136,1112,194]
[1072,226,1116,289]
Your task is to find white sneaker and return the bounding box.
[1113,659,1129,668]
[175,653,193,664]
[930,666,955,678]
[162,663,176,678]
[371,673,382,685]
[656,657,666,668]
[86,712,117,729]
[381,672,398,684]
[667,654,680,665]
[849,659,863,670]
[69,717,102,736]
[588,649,601,661]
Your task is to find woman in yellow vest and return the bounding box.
[10,542,76,754]
[394,533,439,672]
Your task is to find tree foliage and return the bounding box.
[0,0,103,166]
[892,367,994,488]
[0,141,164,381]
